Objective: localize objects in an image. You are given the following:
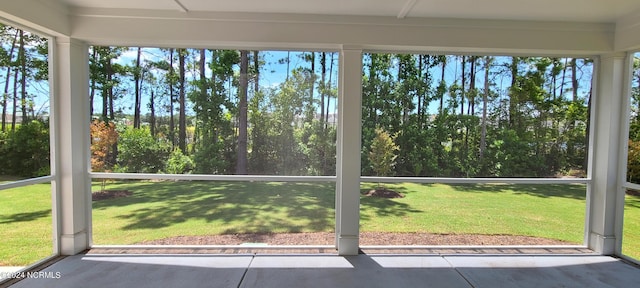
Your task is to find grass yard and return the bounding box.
[92,181,587,245]
[91,181,336,244]
[359,183,587,244]
[1,180,639,266]
[0,183,53,266]
[623,193,640,259]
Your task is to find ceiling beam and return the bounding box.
[0,0,70,36]
[397,0,417,19]
[70,10,614,55]
[173,0,189,12]
[615,9,640,51]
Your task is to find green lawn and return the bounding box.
[91,181,335,244]
[623,193,640,259]
[360,183,587,243]
[0,183,52,266]
[1,180,639,266]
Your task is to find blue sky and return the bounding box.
[104,49,340,117]
[0,43,595,120]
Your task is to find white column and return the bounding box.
[588,53,628,255]
[335,46,362,255]
[50,37,91,255]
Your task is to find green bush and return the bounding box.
[628,140,640,183]
[165,148,194,174]
[0,120,50,177]
[116,127,169,173]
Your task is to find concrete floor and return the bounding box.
[5,253,640,288]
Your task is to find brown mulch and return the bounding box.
[627,189,640,196]
[92,190,132,201]
[137,232,574,246]
[362,189,405,198]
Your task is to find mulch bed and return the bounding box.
[137,232,574,246]
[362,189,404,198]
[627,189,640,196]
[92,190,132,201]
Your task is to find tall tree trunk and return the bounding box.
[584,85,592,170]
[11,66,18,130]
[169,49,175,148]
[460,55,466,116]
[571,58,579,102]
[480,57,491,160]
[636,65,640,121]
[106,51,117,164]
[198,49,207,144]
[417,55,423,122]
[2,29,18,132]
[319,52,328,173]
[102,77,108,120]
[558,58,569,100]
[253,51,259,94]
[150,90,156,137]
[308,52,315,122]
[469,56,477,116]
[199,49,206,90]
[326,53,335,124]
[369,54,377,123]
[509,57,519,128]
[440,56,446,115]
[178,49,187,153]
[19,30,27,122]
[320,52,326,130]
[565,58,579,159]
[107,56,114,120]
[89,48,97,118]
[100,49,108,120]
[421,56,431,124]
[210,50,218,146]
[133,47,142,128]
[286,51,290,82]
[236,50,249,174]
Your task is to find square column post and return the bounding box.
[50,37,91,255]
[335,46,362,255]
[588,53,628,255]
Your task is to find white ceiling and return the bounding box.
[57,0,640,23]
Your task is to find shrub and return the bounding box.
[628,140,640,183]
[0,120,50,177]
[116,127,169,173]
[165,148,194,174]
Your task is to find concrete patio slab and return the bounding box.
[8,255,252,288]
[446,255,640,288]
[4,254,640,288]
[240,255,472,288]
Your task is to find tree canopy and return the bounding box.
[1,29,639,180]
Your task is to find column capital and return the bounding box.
[599,52,628,61]
[54,36,87,46]
[340,44,364,51]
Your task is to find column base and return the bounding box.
[589,232,616,255]
[60,231,88,255]
[337,235,359,255]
